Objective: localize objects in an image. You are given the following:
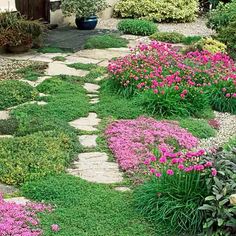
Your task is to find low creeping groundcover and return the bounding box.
[0,195,52,236]
[108,41,236,115]
[106,117,198,170]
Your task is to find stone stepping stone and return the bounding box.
[39,93,49,97]
[0,135,13,139]
[98,60,109,67]
[89,98,99,104]
[83,83,100,93]
[20,76,51,87]
[0,183,18,195]
[114,186,131,192]
[95,75,108,82]
[68,152,123,184]
[65,56,101,65]
[0,110,10,120]
[5,197,29,205]
[69,113,101,131]
[46,61,89,77]
[31,53,69,63]
[87,94,99,98]
[74,49,129,61]
[7,101,47,110]
[78,135,98,148]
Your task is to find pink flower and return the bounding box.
[51,224,60,232]
[178,164,185,170]
[166,169,174,175]
[226,93,231,98]
[155,172,162,178]
[222,88,227,92]
[159,157,167,163]
[211,168,217,176]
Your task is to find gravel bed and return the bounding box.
[0,58,45,81]
[198,111,236,150]
[97,17,214,36]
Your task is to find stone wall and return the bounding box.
[50,0,118,26]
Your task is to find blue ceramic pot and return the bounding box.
[75,16,98,30]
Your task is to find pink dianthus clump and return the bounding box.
[106,117,198,170]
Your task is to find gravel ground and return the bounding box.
[0,58,44,81]
[97,17,214,36]
[198,111,236,151]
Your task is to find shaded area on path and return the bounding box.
[43,27,118,52]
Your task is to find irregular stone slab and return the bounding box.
[87,94,99,98]
[7,101,47,110]
[114,186,131,192]
[65,56,101,64]
[68,152,123,184]
[31,53,69,63]
[20,76,51,87]
[46,61,89,77]
[74,49,129,61]
[0,51,36,61]
[69,113,101,131]
[39,93,49,97]
[5,197,30,205]
[78,135,98,148]
[0,183,18,195]
[0,110,10,120]
[95,75,108,82]
[83,83,100,93]
[97,60,109,67]
[89,98,99,104]
[0,135,13,138]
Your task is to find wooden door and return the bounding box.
[15,0,50,22]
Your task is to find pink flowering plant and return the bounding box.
[106,117,198,171]
[134,147,218,234]
[108,41,236,115]
[0,195,53,236]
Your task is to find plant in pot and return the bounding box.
[61,0,107,30]
[0,28,33,53]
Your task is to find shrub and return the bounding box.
[195,37,227,54]
[118,19,157,36]
[108,41,236,115]
[182,35,202,45]
[179,118,216,139]
[218,20,236,60]
[0,80,37,110]
[0,118,18,135]
[150,32,185,43]
[134,149,212,234]
[84,34,128,49]
[200,149,236,235]
[0,130,79,185]
[207,1,236,32]
[114,0,198,22]
[224,137,236,151]
[106,117,198,170]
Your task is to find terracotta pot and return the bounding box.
[6,43,32,53]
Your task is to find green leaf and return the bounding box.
[217,218,224,226]
[205,196,215,201]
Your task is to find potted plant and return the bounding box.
[61,0,107,30]
[0,28,33,53]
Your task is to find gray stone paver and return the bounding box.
[89,98,99,104]
[114,187,131,192]
[65,56,101,65]
[83,83,100,93]
[78,135,98,148]
[46,61,89,77]
[69,112,101,131]
[5,197,30,205]
[87,94,99,98]
[68,152,123,184]
[0,110,10,120]
[0,183,18,195]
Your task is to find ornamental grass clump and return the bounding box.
[0,195,52,235]
[108,41,236,115]
[106,117,198,170]
[134,148,217,234]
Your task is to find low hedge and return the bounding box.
[114,0,198,22]
[118,19,157,36]
[0,80,37,110]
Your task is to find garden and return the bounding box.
[0,0,236,235]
